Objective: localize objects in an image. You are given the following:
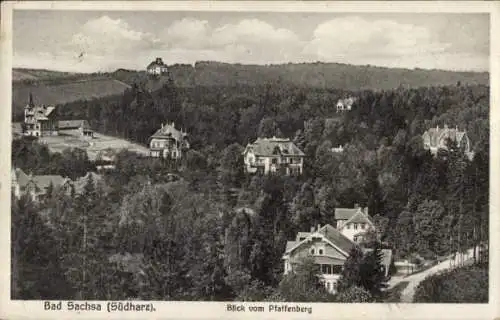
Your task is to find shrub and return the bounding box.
[413,263,488,303]
[335,286,373,303]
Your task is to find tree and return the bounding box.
[219,143,245,189]
[335,286,372,303]
[11,195,74,299]
[258,117,282,138]
[336,245,387,300]
[276,256,332,302]
[413,200,446,258]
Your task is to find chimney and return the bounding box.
[444,124,448,129]
[354,203,359,209]
[161,123,164,128]
[172,122,175,128]
[364,207,369,215]
[310,226,315,232]
[317,224,321,231]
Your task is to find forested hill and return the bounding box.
[174,61,489,90]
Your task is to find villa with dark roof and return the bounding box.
[11,168,71,202]
[149,122,189,159]
[147,57,169,76]
[283,224,392,293]
[242,137,305,175]
[335,205,375,243]
[12,168,107,201]
[24,93,58,137]
[422,124,474,160]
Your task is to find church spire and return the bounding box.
[28,92,35,108]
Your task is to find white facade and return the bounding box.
[243,137,305,176]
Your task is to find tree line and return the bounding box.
[11,78,489,302]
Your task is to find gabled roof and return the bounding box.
[423,125,468,147]
[285,224,357,257]
[244,137,305,157]
[12,168,30,188]
[342,209,374,226]
[27,105,56,119]
[31,175,67,190]
[318,224,357,254]
[58,120,91,130]
[150,122,187,141]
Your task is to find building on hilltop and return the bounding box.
[147,57,169,76]
[422,124,474,160]
[242,137,305,175]
[148,122,189,160]
[335,205,376,243]
[283,224,392,294]
[23,93,58,137]
[336,97,356,112]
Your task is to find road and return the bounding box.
[389,248,476,303]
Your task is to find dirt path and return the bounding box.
[393,248,475,303]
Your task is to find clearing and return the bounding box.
[40,129,149,161]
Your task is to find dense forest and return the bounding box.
[11,71,489,302]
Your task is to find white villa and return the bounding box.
[242,137,305,175]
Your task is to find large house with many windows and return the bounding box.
[422,124,474,160]
[242,137,305,175]
[335,205,376,243]
[146,57,169,76]
[283,224,392,294]
[23,93,58,137]
[148,122,189,160]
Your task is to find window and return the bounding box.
[319,249,324,255]
[321,264,332,274]
[361,223,366,229]
[353,236,359,242]
[332,265,343,274]
[310,248,315,255]
[346,223,350,229]
[354,223,358,230]
[271,158,278,164]
[326,282,331,291]
[299,237,305,241]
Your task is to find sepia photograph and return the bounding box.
[1,1,498,319]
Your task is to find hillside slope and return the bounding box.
[186,61,489,90]
[12,78,131,119]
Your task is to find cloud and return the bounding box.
[69,16,162,57]
[303,16,452,63]
[163,18,211,50]
[13,14,488,72]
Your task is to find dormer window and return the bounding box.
[299,237,305,241]
[310,248,315,255]
[319,248,324,255]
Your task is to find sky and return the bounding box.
[13,10,490,73]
